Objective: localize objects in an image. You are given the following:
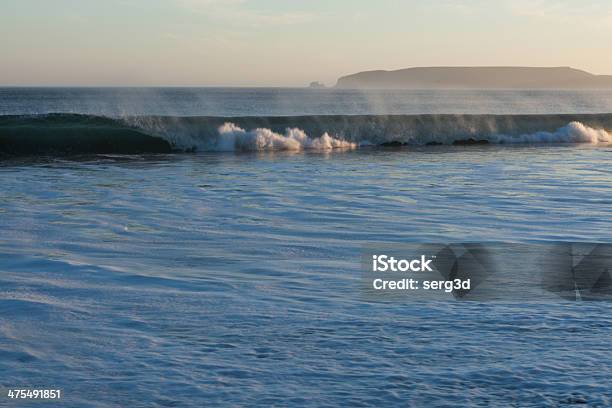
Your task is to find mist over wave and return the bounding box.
[1,113,612,155]
[126,113,612,151]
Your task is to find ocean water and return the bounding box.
[1,89,612,407]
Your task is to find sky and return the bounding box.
[2,0,612,86]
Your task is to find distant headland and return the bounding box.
[335,66,612,89]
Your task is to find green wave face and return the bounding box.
[0,114,172,156]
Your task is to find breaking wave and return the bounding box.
[493,121,612,144]
[1,113,611,155]
[215,122,356,151]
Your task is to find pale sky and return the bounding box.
[2,0,612,86]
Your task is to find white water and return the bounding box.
[493,121,612,145]
[170,121,612,151]
[215,122,357,151]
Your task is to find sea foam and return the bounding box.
[215,122,357,151]
[493,121,612,144]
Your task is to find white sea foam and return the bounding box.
[211,121,611,150]
[492,121,612,145]
[124,115,612,151]
[214,122,357,151]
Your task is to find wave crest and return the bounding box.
[2,113,612,156]
[494,121,611,144]
[128,114,611,151]
[215,122,357,151]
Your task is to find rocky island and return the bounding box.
[335,66,612,89]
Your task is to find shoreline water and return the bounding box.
[2,88,612,407]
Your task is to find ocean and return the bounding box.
[1,88,612,407]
